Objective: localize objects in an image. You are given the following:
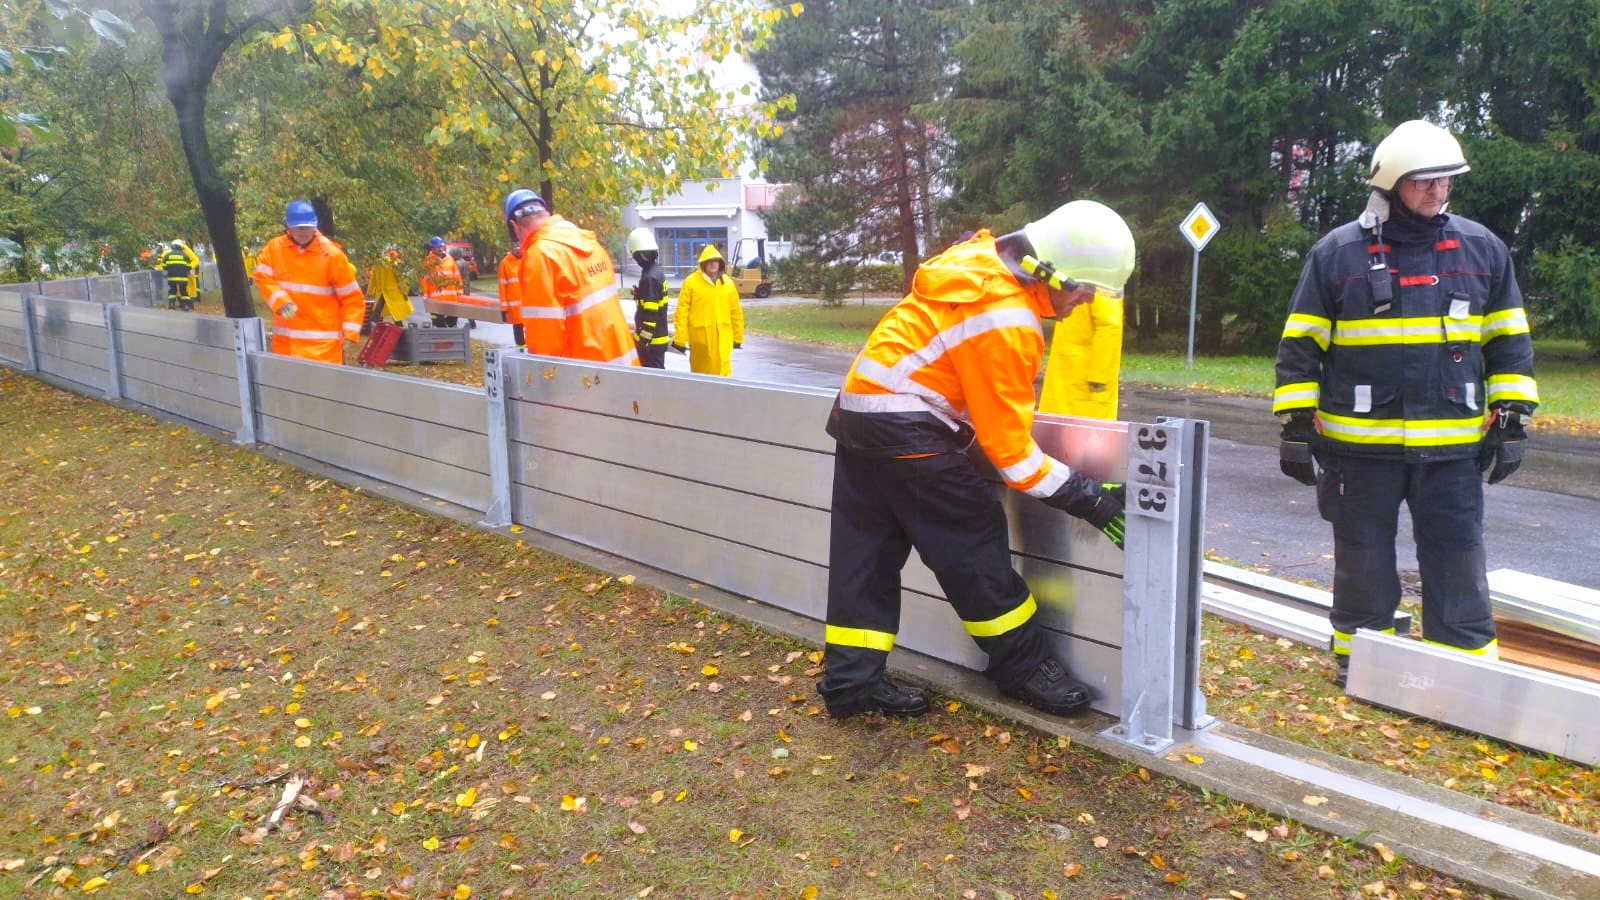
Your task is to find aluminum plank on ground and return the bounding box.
[1488,568,1600,645]
[1348,630,1600,766]
[1202,583,1334,646]
[259,415,488,511]
[253,352,484,433]
[507,356,837,452]
[256,386,488,476]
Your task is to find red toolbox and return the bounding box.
[358,321,403,367]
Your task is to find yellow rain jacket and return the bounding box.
[366,255,412,321]
[672,244,744,376]
[1038,288,1123,419]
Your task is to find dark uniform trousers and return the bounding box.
[820,446,1048,703]
[1317,453,1494,652]
[637,342,666,369]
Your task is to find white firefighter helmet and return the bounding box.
[1021,200,1136,296]
[1368,120,1470,192]
[626,227,658,255]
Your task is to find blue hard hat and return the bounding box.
[284,200,318,228]
[428,236,445,249]
[502,189,547,222]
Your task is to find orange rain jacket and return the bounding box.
[1038,288,1123,419]
[253,232,365,364]
[497,249,524,326]
[827,230,1102,509]
[421,250,463,301]
[516,215,638,365]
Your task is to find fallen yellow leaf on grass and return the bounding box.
[582,851,601,864]
[1092,836,1109,848]
[729,828,744,842]
[389,801,406,816]
[294,735,311,748]
[81,876,110,893]
[1373,842,1396,863]
[422,836,440,851]
[1062,863,1082,877]
[702,663,719,676]
[1185,754,1204,765]
[453,885,471,899]
[456,787,477,808]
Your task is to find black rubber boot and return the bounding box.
[1000,656,1091,716]
[823,677,930,719]
[1335,655,1349,690]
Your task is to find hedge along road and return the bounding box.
[469,300,1600,594]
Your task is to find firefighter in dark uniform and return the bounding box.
[1273,119,1540,684]
[162,241,197,310]
[626,227,670,368]
[820,200,1135,720]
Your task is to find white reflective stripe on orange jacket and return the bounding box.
[838,230,1069,497]
[497,250,523,325]
[516,215,639,366]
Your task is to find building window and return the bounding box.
[658,227,728,279]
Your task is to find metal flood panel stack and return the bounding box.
[503,358,1131,714]
[28,296,109,394]
[117,307,243,433]
[251,353,490,511]
[0,291,27,367]
[1488,568,1600,645]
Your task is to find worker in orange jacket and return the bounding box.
[497,246,526,349]
[252,200,365,364]
[819,200,1135,720]
[502,189,638,365]
[422,236,463,327]
[1038,286,1124,419]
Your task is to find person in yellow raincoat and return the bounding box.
[1037,287,1123,418]
[670,244,744,376]
[366,247,413,322]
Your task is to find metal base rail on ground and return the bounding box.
[1489,568,1600,644]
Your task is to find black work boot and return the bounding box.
[823,677,930,719]
[1334,655,1349,690]
[1001,656,1091,716]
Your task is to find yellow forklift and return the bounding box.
[731,237,772,298]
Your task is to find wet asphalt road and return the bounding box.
[468,300,1600,593]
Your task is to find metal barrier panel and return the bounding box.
[251,352,489,511]
[117,308,244,433]
[0,290,27,367]
[37,276,90,300]
[123,270,162,308]
[89,274,125,303]
[504,358,1135,714]
[29,296,109,394]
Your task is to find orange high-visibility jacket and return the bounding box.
[253,232,365,365]
[516,216,638,365]
[1038,288,1124,419]
[497,249,523,326]
[828,230,1086,501]
[421,251,463,300]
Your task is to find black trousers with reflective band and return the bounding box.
[1316,453,1495,651]
[820,447,1046,701]
[637,341,666,369]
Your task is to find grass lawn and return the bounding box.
[741,303,1600,433]
[0,368,1508,899]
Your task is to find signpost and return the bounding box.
[1178,202,1220,369]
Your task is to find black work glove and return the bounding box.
[1058,479,1126,550]
[669,343,687,355]
[1479,402,1532,485]
[733,341,742,349]
[1278,410,1318,486]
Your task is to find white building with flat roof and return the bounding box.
[618,176,791,281]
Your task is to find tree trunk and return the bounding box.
[168,79,253,317]
[880,13,920,291]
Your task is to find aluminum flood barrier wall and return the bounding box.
[0,290,29,367]
[28,295,110,395]
[116,305,246,434]
[251,352,490,513]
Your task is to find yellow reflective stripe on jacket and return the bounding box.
[1422,637,1499,659]
[1481,308,1530,340]
[824,624,895,652]
[963,595,1037,638]
[1318,411,1484,446]
[1485,373,1540,405]
[1282,313,1331,351]
[1331,316,1482,347]
[1272,381,1319,414]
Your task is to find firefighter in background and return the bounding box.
[1038,284,1123,418]
[422,236,463,327]
[497,244,526,349]
[161,240,199,310]
[252,199,365,364]
[819,201,1134,720]
[503,189,638,365]
[1273,120,1540,685]
[669,244,744,376]
[626,227,669,368]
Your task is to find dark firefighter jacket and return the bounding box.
[1273,211,1539,462]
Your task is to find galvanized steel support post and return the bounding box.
[1102,417,1211,754]
[20,294,38,372]
[232,317,263,445]
[480,348,513,527]
[102,303,123,400]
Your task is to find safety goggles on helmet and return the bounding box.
[509,199,547,221]
[1019,255,1122,299]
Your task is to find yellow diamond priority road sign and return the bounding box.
[1179,202,1220,253]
